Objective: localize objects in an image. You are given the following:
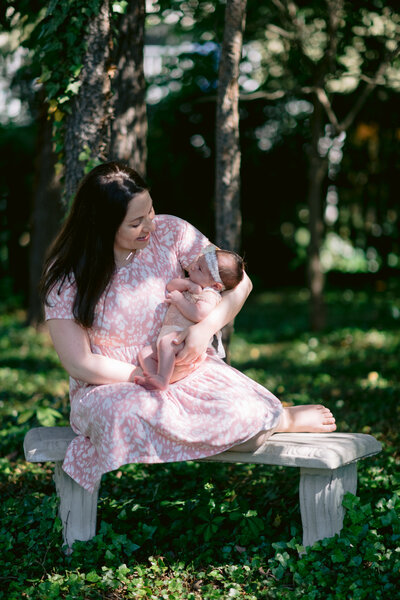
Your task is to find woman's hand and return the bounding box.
[173,321,213,366]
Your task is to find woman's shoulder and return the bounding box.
[153,214,210,266]
[154,213,189,230]
[46,273,76,305]
[45,274,76,320]
[154,214,196,244]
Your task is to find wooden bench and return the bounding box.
[24,426,382,552]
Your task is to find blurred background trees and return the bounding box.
[0,0,399,327]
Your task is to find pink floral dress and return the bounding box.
[45,215,283,492]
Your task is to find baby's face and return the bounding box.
[187,254,215,287]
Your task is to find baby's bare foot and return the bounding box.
[277,405,336,433]
[134,374,169,391]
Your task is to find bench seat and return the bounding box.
[24,426,382,551]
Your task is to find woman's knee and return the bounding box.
[228,429,274,452]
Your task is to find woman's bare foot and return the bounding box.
[277,405,336,433]
[228,405,336,453]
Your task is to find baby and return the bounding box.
[134,246,244,390]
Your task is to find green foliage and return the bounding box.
[33,0,101,99]
[0,313,69,455]
[145,1,400,286]
[266,493,400,599]
[30,0,103,166]
[2,0,400,300]
[3,0,118,171]
[0,287,399,598]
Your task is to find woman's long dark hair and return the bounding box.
[40,161,149,328]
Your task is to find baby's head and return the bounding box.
[189,247,244,291]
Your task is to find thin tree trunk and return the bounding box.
[110,0,147,176]
[27,106,63,326]
[215,0,246,251]
[215,0,247,360]
[64,0,112,203]
[307,96,328,331]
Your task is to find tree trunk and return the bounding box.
[215,0,246,252]
[110,0,147,176]
[306,96,328,331]
[215,0,247,360]
[27,107,63,326]
[64,0,112,204]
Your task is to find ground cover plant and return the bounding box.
[0,285,399,599]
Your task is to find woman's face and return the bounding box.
[114,191,156,260]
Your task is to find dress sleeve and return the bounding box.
[175,217,214,270]
[44,277,76,321]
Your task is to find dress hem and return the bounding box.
[62,408,283,494]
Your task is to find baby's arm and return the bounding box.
[174,271,252,365]
[166,278,202,295]
[166,289,220,323]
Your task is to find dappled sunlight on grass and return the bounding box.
[231,288,400,438]
[0,316,70,458]
[0,287,399,599]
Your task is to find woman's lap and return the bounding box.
[64,356,283,492]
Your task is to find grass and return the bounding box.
[0,285,399,599]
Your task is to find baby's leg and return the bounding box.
[153,333,180,390]
[138,344,158,376]
[135,333,180,391]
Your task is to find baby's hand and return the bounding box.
[166,290,182,304]
[187,282,203,295]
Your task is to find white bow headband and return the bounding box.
[203,245,225,290]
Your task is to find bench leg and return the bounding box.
[299,463,357,548]
[53,462,100,552]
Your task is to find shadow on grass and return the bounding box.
[0,288,399,598]
[235,286,400,343]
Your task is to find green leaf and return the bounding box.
[349,555,363,567]
[112,1,128,14]
[65,81,81,95]
[36,407,62,427]
[17,409,34,424]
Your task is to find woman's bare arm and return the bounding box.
[47,319,141,384]
[174,271,253,364]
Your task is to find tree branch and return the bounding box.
[325,0,343,68]
[194,89,287,104]
[286,0,308,39]
[241,89,287,101]
[339,43,400,132]
[194,40,400,130]
[270,0,287,15]
[266,23,295,39]
[275,0,316,74]
[315,86,340,130]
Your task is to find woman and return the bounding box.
[40,161,335,493]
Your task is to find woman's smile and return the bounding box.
[137,232,151,242]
